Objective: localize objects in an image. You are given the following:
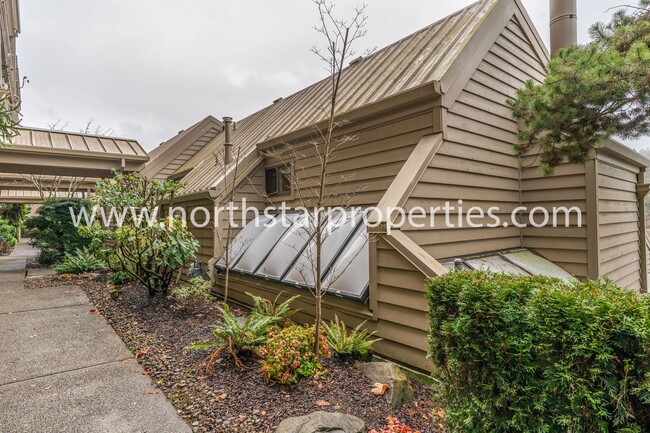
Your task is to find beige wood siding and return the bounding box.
[521,162,588,278]
[263,101,437,209]
[403,17,543,260]
[373,236,433,371]
[597,154,643,290]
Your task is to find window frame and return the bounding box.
[264,164,293,198]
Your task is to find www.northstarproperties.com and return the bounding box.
[68,199,583,234]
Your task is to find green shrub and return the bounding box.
[248,292,300,327]
[169,277,214,302]
[322,315,381,360]
[25,197,92,263]
[0,217,17,252]
[427,271,650,433]
[260,324,330,385]
[90,172,198,296]
[187,303,276,371]
[109,271,133,286]
[1,204,29,239]
[53,247,105,274]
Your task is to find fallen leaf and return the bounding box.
[316,400,330,407]
[89,309,100,315]
[371,383,390,396]
[216,392,228,400]
[135,348,149,358]
[145,391,159,395]
[142,370,150,376]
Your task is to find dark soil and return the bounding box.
[27,273,443,433]
[26,256,50,269]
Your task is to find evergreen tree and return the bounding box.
[509,1,650,175]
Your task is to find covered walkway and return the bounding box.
[0,126,148,204]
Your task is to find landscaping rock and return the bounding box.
[357,362,414,408]
[276,411,365,433]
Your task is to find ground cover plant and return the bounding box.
[260,324,330,385]
[427,271,650,433]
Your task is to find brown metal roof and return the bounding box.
[141,115,223,180]
[0,126,148,177]
[12,127,147,156]
[176,0,497,196]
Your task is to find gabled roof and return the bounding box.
[177,0,512,196]
[141,115,223,180]
[176,0,551,197]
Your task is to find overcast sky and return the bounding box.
[17,0,649,151]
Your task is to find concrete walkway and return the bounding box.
[0,241,191,433]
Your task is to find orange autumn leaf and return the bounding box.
[316,399,330,407]
[371,383,390,396]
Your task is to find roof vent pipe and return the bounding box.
[223,116,233,164]
[550,0,577,57]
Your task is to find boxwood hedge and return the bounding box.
[427,271,650,433]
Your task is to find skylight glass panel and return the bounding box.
[439,259,471,271]
[465,255,529,276]
[322,227,369,301]
[215,214,271,270]
[256,213,313,280]
[284,209,363,287]
[503,250,574,281]
[232,214,296,274]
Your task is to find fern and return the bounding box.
[187,302,276,371]
[53,247,105,274]
[323,315,381,359]
[247,292,300,327]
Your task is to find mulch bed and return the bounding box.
[26,273,443,433]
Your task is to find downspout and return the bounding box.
[637,170,649,292]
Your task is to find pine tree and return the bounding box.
[509,0,650,175]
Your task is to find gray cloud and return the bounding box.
[17,0,649,150]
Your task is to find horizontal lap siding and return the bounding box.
[597,157,642,290]
[374,237,433,371]
[405,17,539,260]
[265,104,435,209]
[521,162,588,278]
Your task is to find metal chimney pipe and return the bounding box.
[223,116,233,164]
[550,0,577,57]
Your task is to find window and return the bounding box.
[265,166,292,197]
